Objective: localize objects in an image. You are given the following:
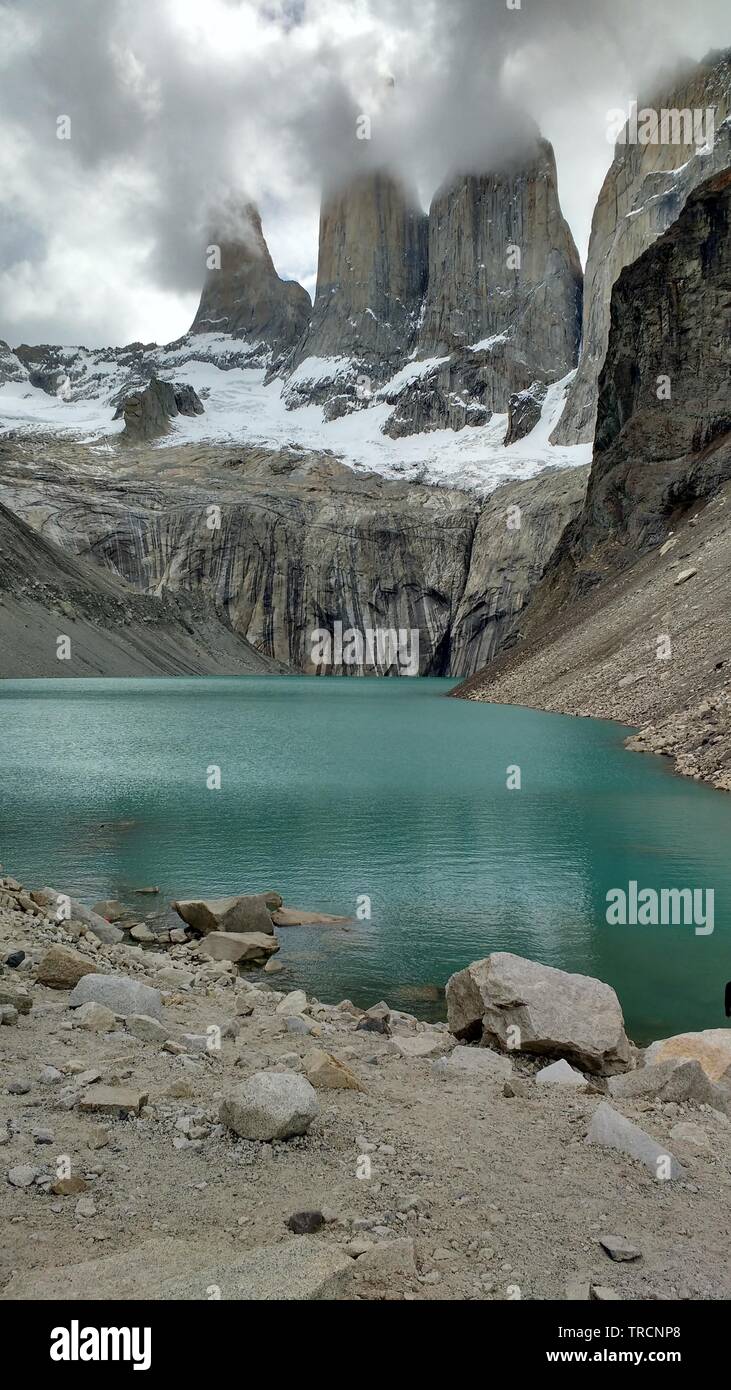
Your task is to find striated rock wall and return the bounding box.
[448,466,589,676]
[552,50,731,446]
[284,171,428,409]
[387,138,582,436]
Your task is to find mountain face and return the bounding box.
[189,203,311,366]
[552,50,731,446]
[378,139,583,437]
[0,490,279,679]
[453,169,731,787]
[283,171,428,412]
[0,435,587,678]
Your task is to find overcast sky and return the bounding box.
[1,0,729,349]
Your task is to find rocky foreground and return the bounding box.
[1,873,731,1301]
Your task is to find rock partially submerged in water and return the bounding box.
[40,888,124,945]
[197,931,280,964]
[172,892,277,936]
[446,952,631,1076]
[271,907,352,927]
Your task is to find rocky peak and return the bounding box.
[189,203,311,364]
[284,170,428,411]
[383,137,582,437]
[552,48,731,446]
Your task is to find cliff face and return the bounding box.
[384,139,582,437]
[453,170,731,787]
[0,495,279,679]
[284,171,428,410]
[552,50,731,446]
[189,204,311,364]
[448,466,588,676]
[0,436,588,678]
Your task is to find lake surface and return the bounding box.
[1,676,730,1045]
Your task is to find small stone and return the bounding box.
[127,1014,169,1045]
[286,1210,324,1235]
[275,989,308,1018]
[590,1285,621,1301]
[86,1129,110,1150]
[8,1164,39,1188]
[75,1197,97,1218]
[674,568,697,586]
[4,951,24,968]
[169,928,188,944]
[0,1005,18,1026]
[52,1175,88,1196]
[263,959,284,973]
[356,1002,391,1035]
[599,1234,642,1262]
[8,1080,31,1095]
[669,1121,709,1149]
[0,986,33,1014]
[130,923,155,943]
[32,1129,54,1145]
[79,1085,148,1116]
[305,1049,366,1092]
[181,1033,210,1054]
[535,1059,588,1089]
[39,1066,63,1086]
[72,1001,117,1033]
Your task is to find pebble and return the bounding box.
[39,1066,63,1086]
[4,951,25,968]
[599,1234,642,1262]
[32,1129,54,1145]
[8,1080,31,1095]
[286,1210,325,1235]
[0,1005,19,1025]
[75,1197,97,1218]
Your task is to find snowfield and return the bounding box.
[0,336,591,495]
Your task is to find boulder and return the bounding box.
[68,974,163,1020]
[197,931,279,964]
[37,945,99,990]
[91,900,129,922]
[586,1101,685,1179]
[129,923,155,943]
[219,1072,318,1141]
[644,1030,731,1085]
[446,952,630,1075]
[172,893,275,936]
[608,1059,724,1107]
[305,1049,366,1092]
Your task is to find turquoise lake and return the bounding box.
[1,675,730,1045]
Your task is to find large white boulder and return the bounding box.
[446,952,630,1075]
[68,974,163,1020]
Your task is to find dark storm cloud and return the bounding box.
[0,0,728,346]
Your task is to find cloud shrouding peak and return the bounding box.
[0,0,729,348]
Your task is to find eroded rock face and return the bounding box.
[553,50,731,445]
[448,466,589,675]
[446,951,631,1074]
[285,170,428,409]
[190,203,311,362]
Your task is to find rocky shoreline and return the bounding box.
[2,870,731,1301]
